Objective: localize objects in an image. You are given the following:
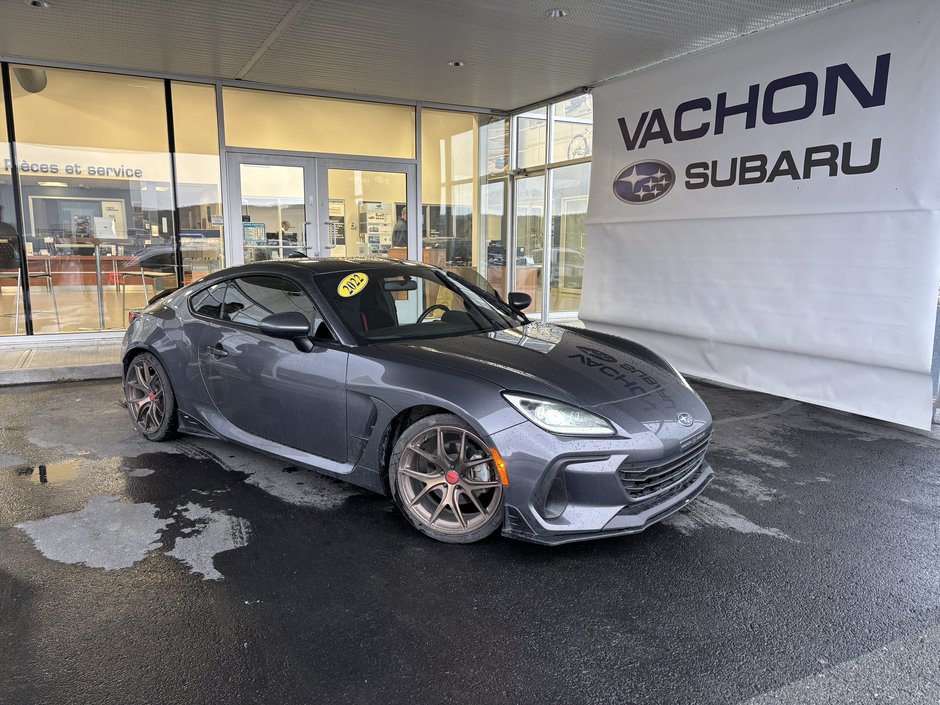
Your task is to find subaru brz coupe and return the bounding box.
[122,258,713,544]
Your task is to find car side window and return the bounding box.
[222,275,329,337]
[189,282,228,320]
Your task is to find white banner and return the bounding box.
[584,0,940,429]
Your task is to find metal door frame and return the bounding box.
[224,152,318,266]
[225,151,417,265]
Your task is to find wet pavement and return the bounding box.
[1,380,938,705]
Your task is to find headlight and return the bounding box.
[502,393,615,437]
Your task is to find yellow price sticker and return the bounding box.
[337,272,369,298]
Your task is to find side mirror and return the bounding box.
[259,311,314,352]
[507,291,532,311]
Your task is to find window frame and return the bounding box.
[187,272,337,342]
[187,280,229,322]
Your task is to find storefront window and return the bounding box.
[420,109,478,271]
[515,107,547,170]
[548,162,590,313]
[514,174,545,315]
[10,66,175,333]
[223,87,416,159]
[480,179,508,296]
[172,82,224,283]
[479,118,509,296]
[483,115,510,176]
[0,77,26,335]
[507,95,593,320]
[551,95,593,162]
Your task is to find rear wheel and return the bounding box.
[123,352,178,441]
[389,414,504,543]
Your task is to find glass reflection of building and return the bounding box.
[0,61,592,339]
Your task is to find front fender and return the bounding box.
[347,351,524,439]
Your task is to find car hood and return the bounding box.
[377,323,705,432]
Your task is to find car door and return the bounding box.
[196,274,348,461]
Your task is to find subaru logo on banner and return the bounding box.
[613,160,675,204]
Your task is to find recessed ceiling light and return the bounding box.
[26,0,52,8]
[448,60,465,68]
[37,181,68,187]
[546,8,569,18]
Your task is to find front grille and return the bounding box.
[618,433,710,501]
[617,465,706,516]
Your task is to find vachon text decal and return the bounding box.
[612,53,890,201]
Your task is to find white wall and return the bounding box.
[583,0,940,429]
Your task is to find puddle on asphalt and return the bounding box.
[16,460,81,484]
[11,445,362,579]
[16,495,172,570]
[16,495,251,580]
[11,450,256,581]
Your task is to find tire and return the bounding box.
[389,413,504,544]
[123,352,178,442]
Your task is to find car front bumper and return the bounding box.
[490,422,714,546]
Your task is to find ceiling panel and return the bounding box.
[0,0,852,110]
[0,0,297,79]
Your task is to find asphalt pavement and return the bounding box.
[1,379,938,705]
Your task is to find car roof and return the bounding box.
[281,257,437,275]
[199,257,440,282]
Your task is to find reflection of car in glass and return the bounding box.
[123,240,221,272]
[122,259,713,545]
[532,248,584,288]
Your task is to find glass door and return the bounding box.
[227,153,316,264]
[227,154,416,265]
[316,159,416,261]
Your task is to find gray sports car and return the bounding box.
[121,258,713,544]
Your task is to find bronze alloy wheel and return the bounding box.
[123,353,177,441]
[395,423,503,538]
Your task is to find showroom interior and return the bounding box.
[0,62,593,337]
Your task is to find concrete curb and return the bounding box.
[0,364,122,386]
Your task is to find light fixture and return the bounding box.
[26,0,51,8]
[13,67,47,93]
[546,8,569,18]
[37,181,68,187]
[155,186,169,192]
[448,60,465,68]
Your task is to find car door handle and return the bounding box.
[207,345,228,358]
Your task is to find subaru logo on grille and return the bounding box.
[613,160,675,204]
[677,412,694,427]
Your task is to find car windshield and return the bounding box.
[317,265,523,343]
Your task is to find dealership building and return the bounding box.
[0,0,937,427]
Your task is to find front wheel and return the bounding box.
[389,414,504,543]
[123,352,178,441]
